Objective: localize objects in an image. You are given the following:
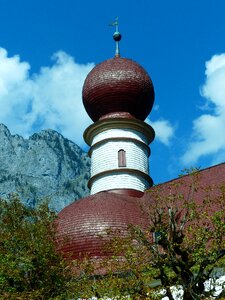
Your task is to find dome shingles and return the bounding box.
[82,57,154,122]
[57,191,149,259]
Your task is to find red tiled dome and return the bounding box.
[82,57,154,122]
[56,191,149,259]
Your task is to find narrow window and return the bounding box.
[118,149,126,167]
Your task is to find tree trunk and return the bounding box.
[183,289,197,300]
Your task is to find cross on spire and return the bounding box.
[109,17,122,57]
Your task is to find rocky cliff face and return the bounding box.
[0,124,90,211]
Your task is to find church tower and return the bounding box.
[83,25,155,196]
[57,25,155,259]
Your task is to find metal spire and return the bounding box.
[109,17,122,57]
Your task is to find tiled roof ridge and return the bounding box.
[148,161,225,190]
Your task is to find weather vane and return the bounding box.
[109,17,122,57]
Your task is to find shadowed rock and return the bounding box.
[0,124,90,211]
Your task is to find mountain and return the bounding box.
[0,124,90,211]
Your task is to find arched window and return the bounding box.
[118,149,126,167]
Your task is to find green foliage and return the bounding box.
[0,195,70,299]
[64,256,155,299]
[1,170,224,300]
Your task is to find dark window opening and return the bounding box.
[118,149,126,167]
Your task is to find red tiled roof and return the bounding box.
[143,162,225,214]
[150,162,225,191]
[57,163,225,260]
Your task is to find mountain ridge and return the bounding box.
[0,124,90,211]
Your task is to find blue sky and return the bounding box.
[0,0,225,184]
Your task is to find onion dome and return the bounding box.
[56,192,149,259]
[82,57,155,122]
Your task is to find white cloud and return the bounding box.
[0,47,175,149]
[147,118,175,146]
[0,48,94,148]
[181,53,225,165]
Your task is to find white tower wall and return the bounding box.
[91,140,149,176]
[91,172,150,195]
[92,128,148,144]
[84,123,154,195]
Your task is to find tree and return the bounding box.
[70,170,225,299]
[141,170,225,300]
[0,195,70,299]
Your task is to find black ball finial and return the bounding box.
[113,31,122,42]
